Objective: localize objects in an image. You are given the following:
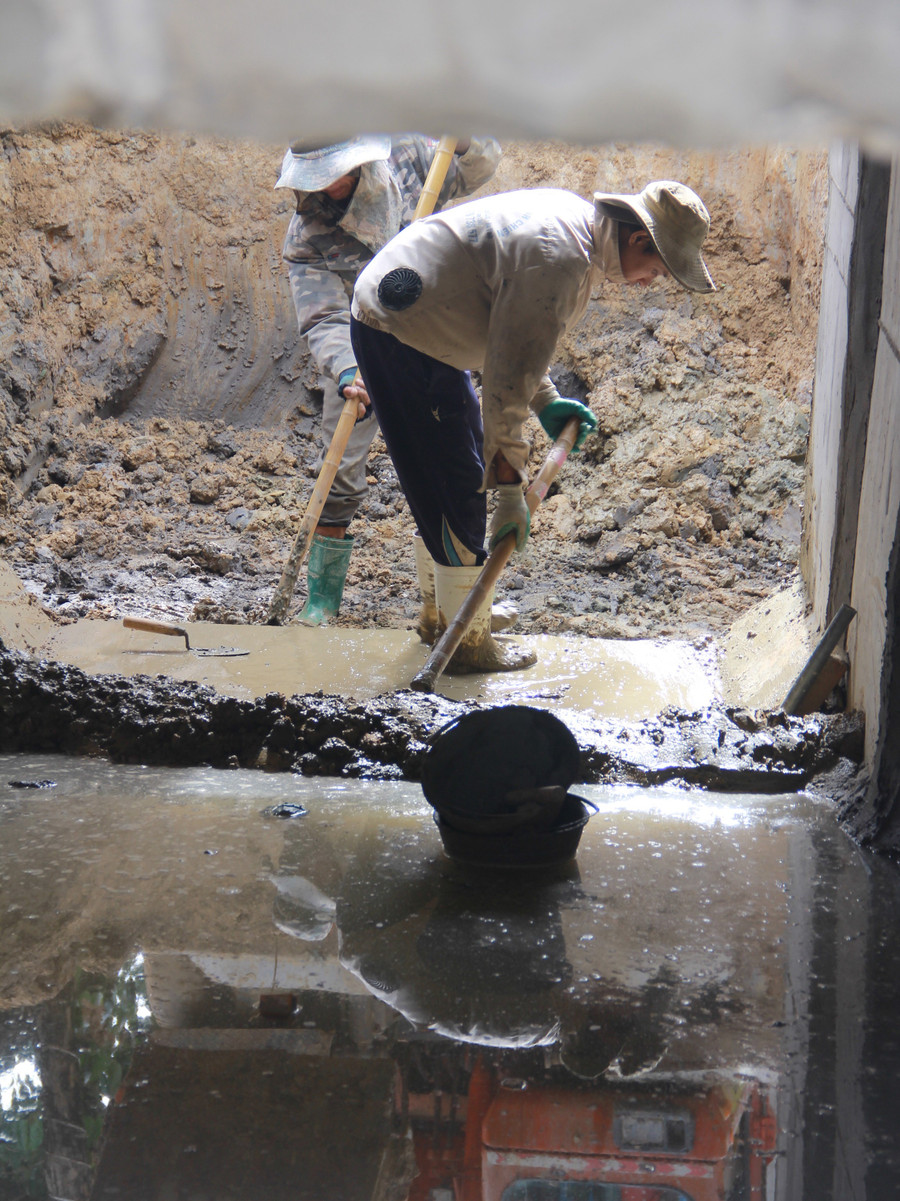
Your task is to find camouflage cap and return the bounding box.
[274,135,392,193]
[594,180,716,293]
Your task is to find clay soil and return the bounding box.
[0,125,827,643]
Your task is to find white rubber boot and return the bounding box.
[433,563,536,674]
[413,532,438,645]
[414,533,518,644]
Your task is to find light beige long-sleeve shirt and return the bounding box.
[351,188,624,487]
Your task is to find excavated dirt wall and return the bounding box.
[1,125,827,641]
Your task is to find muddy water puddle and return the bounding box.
[36,620,720,718]
[2,754,898,1199]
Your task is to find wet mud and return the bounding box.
[0,642,864,798]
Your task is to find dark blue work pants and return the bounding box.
[350,316,487,566]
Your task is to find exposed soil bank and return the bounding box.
[0,643,864,799]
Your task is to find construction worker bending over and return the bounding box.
[276,133,501,625]
[348,182,716,673]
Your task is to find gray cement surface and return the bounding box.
[1,757,898,1198]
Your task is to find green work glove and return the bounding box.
[338,367,373,422]
[337,368,358,398]
[490,483,531,552]
[538,398,598,452]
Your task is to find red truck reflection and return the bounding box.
[405,1055,777,1201]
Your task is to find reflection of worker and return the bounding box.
[350,182,715,672]
[335,856,671,1071]
[275,134,501,625]
[335,859,572,1048]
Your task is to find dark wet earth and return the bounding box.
[0,644,866,793]
[2,752,900,1200]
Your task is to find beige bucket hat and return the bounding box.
[275,134,392,193]
[594,180,716,292]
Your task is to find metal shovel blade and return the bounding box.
[123,616,250,657]
[192,645,250,658]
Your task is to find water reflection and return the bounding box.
[1,959,150,1200]
[1,754,897,1199]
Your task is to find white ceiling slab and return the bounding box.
[2,0,899,150]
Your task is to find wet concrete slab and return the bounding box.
[1,754,898,1199]
[91,1048,399,1201]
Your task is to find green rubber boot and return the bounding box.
[298,534,354,626]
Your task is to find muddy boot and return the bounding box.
[433,563,536,674]
[414,534,518,644]
[413,532,438,644]
[298,534,353,626]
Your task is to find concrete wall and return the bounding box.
[802,145,858,622]
[803,150,890,627]
[846,162,900,840]
[848,158,900,738]
[806,146,900,843]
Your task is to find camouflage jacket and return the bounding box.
[282,134,501,383]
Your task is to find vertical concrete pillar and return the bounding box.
[845,158,900,843]
[800,145,900,845]
[801,145,890,628]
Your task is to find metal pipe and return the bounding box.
[780,603,857,714]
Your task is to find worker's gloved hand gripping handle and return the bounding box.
[538,398,597,451]
[488,397,597,553]
[338,367,371,421]
[490,483,531,552]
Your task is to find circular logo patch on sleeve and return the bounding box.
[377,267,423,311]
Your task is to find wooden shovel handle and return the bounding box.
[410,417,580,693]
[413,135,458,219]
[123,616,190,649]
[265,136,459,626]
[265,396,359,625]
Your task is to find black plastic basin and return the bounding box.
[433,794,593,868]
